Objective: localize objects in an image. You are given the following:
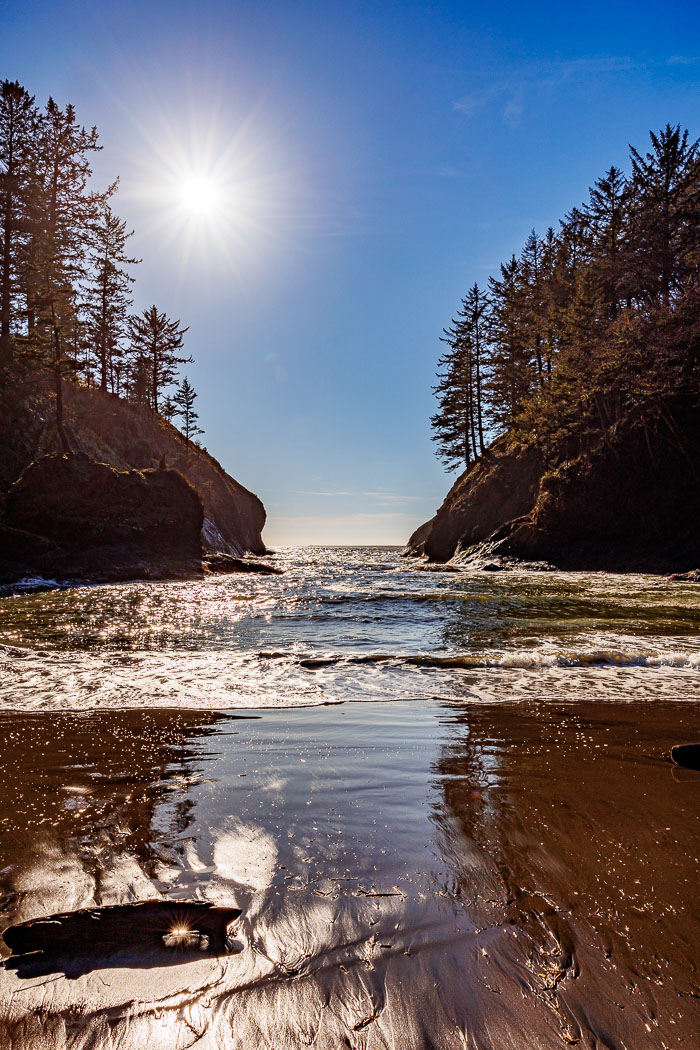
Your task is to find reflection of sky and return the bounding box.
[5,3,700,542]
[1,703,456,1024]
[148,702,445,903]
[2,699,699,1047]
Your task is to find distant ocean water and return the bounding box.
[0,546,698,709]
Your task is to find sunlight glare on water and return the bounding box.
[0,547,698,709]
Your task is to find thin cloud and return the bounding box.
[667,55,700,65]
[502,86,525,127]
[304,490,353,497]
[264,511,420,546]
[453,55,636,127]
[435,164,466,178]
[272,512,415,524]
[298,489,424,503]
[453,86,500,117]
[361,490,424,501]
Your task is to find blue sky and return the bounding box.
[2,0,700,544]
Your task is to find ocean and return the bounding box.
[1,546,699,709]
[1,549,698,1048]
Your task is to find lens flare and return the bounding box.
[121,85,305,281]
[179,176,220,215]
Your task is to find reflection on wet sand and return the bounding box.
[432,701,700,1048]
[0,709,231,924]
[0,700,698,1049]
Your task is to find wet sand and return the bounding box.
[0,698,698,1049]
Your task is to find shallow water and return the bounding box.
[1,700,698,1048]
[1,549,699,1047]
[0,547,698,709]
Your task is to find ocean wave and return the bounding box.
[262,648,700,672]
[1,551,699,709]
[0,576,61,596]
[0,641,698,710]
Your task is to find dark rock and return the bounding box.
[0,372,266,556]
[404,443,542,563]
[670,744,700,770]
[2,900,242,977]
[402,518,434,558]
[410,562,462,573]
[1,454,203,585]
[203,551,283,575]
[405,410,700,574]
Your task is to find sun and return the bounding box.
[179,176,220,215]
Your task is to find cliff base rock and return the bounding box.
[406,413,699,574]
[0,371,266,557]
[0,455,203,586]
[203,551,283,575]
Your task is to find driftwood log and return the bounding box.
[3,900,242,970]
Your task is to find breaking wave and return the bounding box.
[0,546,698,708]
[285,648,700,670]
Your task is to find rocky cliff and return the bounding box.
[0,372,266,557]
[406,408,700,573]
[0,455,203,585]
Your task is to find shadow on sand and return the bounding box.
[2,900,242,979]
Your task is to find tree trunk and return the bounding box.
[475,330,484,455]
[51,297,71,453]
[0,125,15,365]
[152,341,158,412]
[54,368,71,454]
[100,271,108,390]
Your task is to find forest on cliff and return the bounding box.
[0,79,202,448]
[432,125,700,476]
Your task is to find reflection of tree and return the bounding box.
[430,701,700,1046]
[429,707,508,924]
[0,709,227,929]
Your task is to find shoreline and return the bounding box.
[1,697,698,1048]
[2,558,699,599]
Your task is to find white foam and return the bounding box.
[1,552,698,707]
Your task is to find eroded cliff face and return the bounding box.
[0,374,266,557]
[406,411,700,573]
[412,443,542,563]
[0,455,203,584]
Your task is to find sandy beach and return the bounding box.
[1,697,698,1049]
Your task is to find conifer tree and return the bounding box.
[127,305,190,412]
[628,125,699,305]
[84,203,139,391]
[431,285,488,469]
[173,376,203,445]
[160,393,176,423]
[0,81,38,364]
[519,230,549,387]
[469,283,488,455]
[28,97,110,449]
[486,256,533,432]
[126,354,151,406]
[585,166,630,318]
[432,124,700,474]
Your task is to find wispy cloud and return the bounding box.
[264,511,420,546]
[434,164,466,178]
[453,55,636,127]
[502,86,525,127]
[667,55,700,66]
[272,512,415,524]
[298,489,424,503]
[304,490,353,497]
